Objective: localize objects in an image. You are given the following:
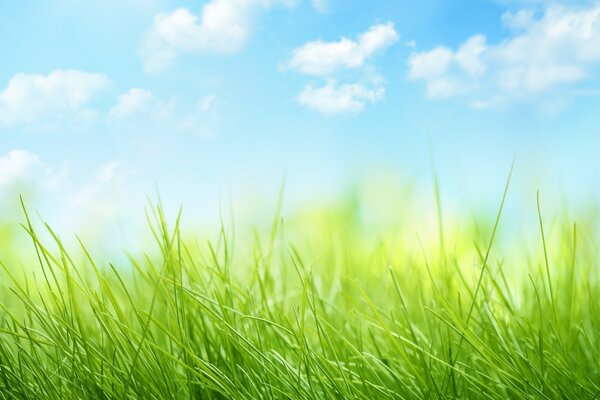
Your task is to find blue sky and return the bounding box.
[1,0,600,231]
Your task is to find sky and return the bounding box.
[1,0,600,234]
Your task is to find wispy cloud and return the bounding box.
[0,149,67,193]
[287,23,398,114]
[0,150,48,187]
[0,70,110,126]
[141,0,295,73]
[108,88,219,138]
[0,68,220,137]
[178,94,220,138]
[73,160,135,218]
[109,88,169,119]
[0,148,135,228]
[409,3,600,110]
[311,0,328,14]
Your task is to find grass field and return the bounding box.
[0,176,599,400]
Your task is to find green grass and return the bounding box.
[0,179,599,399]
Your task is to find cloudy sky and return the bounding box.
[1,0,600,229]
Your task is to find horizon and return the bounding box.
[1,0,600,235]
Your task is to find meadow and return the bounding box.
[0,174,599,400]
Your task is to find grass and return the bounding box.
[0,178,599,399]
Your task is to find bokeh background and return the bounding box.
[1,0,599,255]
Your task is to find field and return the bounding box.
[0,176,599,400]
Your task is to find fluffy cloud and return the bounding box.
[409,3,600,109]
[288,23,398,114]
[297,81,384,114]
[287,23,398,76]
[409,35,486,98]
[0,70,110,125]
[141,0,294,73]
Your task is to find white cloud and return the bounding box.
[408,36,485,98]
[0,150,45,187]
[288,23,397,115]
[108,87,219,136]
[197,93,217,112]
[141,0,294,73]
[455,35,487,76]
[73,160,135,218]
[0,149,67,195]
[297,81,384,114]
[409,48,454,80]
[287,22,399,76]
[97,160,126,183]
[178,94,220,137]
[0,70,110,125]
[109,88,167,118]
[0,149,137,236]
[408,3,600,109]
[501,9,537,31]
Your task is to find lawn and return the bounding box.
[0,177,598,399]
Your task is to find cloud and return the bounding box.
[109,88,168,118]
[141,0,294,73]
[96,160,127,183]
[287,22,399,76]
[0,70,111,125]
[73,160,135,218]
[0,150,67,194]
[0,150,47,187]
[408,36,486,98]
[108,88,219,137]
[0,73,219,136]
[197,93,216,112]
[408,3,600,110]
[178,94,220,138]
[287,23,397,115]
[297,81,384,114]
[0,149,138,237]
